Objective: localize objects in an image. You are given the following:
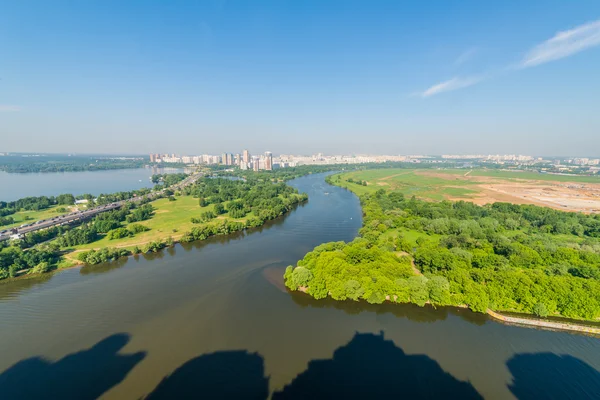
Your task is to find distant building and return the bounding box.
[243,149,250,164]
[265,151,273,171]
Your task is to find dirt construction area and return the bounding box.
[418,171,600,213]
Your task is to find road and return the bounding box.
[0,173,201,241]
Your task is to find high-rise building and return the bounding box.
[253,157,260,171]
[243,149,250,164]
[265,151,273,171]
[221,153,227,165]
[149,154,156,162]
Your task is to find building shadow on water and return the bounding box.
[144,332,481,399]
[272,331,482,399]
[144,350,269,399]
[507,352,600,400]
[0,333,145,400]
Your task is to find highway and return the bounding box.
[0,173,201,241]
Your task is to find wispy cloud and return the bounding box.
[454,47,478,66]
[420,76,482,97]
[0,105,21,112]
[522,19,600,67]
[418,19,600,98]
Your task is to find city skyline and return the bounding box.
[3,149,600,159]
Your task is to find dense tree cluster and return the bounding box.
[151,173,187,187]
[0,193,75,216]
[347,178,368,186]
[181,177,308,241]
[285,184,600,320]
[0,155,146,173]
[0,216,14,227]
[126,204,155,223]
[56,224,99,247]
[76,247,131,265]
[183,177,308,223]
[0,243,61,279]
[18,226,66,248]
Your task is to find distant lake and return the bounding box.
[0,167,185,201]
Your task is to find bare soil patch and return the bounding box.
[415,171,600,213]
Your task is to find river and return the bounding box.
[0,173,599,399]
[0,167,186,201]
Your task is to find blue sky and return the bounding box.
[1,0,599,156]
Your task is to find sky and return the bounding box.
[1,0,600,156]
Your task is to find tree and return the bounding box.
[465,284,489,313]
[344,280,365,301]
[56,193,75,205]
[213,203,225,215]
[533,302,549,318]
[408,276,429,307]
[427,276,451,305]
[291,267,313,288]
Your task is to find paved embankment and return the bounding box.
[486,309,600,335]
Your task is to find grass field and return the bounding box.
[71,196,249,252]
[332,169,479,201]
[330,168,600,212]
[435,168,600,183]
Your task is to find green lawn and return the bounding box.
[71,196,249,251]
[331,169,478,201]
[435,168,600,183]
[379,227,440,247]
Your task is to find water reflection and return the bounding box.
[80,256,129,275]
[289,291,488,325]
[142,250,165,261]
[0,333,145,400]
[0,273,53,301]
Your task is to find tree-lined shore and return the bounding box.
[285,172,600,322]
[1,174,307,279]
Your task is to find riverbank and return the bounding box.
[1,196,308,283]
[486,309,600,335]
[283,171,600,332]
[1,176,309,280]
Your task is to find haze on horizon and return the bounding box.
[1,1,599,156]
